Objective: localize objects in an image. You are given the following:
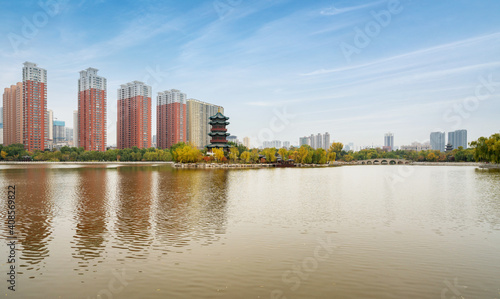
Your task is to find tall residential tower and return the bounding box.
[117,81,152,149]
[186,99,223,148]
[157,89,187,149]
[2,82,23,146]
[78,68,107,151]
[22,62,47,151]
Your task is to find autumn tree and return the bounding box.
[229,147,239,163]
[278,148,288,160]
[240,151,251,163]
[213,148,225,162]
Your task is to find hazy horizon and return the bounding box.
[1,0,499,148]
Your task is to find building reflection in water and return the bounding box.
[151,168,229,252]
[5,168,55,276]
[112,166,155,260]
[72,167,109,270]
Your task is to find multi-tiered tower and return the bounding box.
[207,110,230,151]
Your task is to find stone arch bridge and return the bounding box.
[357,159,410,165]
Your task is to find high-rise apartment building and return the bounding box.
[23,62,48,151]
[53,120,65,143]
[384,132,394,151]
[300,132,331,149]
[283,141,291,149]
[78,68,107,151]
[323,132,331,150]
[448,129,467,149]
[186,99,223,148]
[65,127,73,143]
[243,137,250,149]
[73,110,78,147]
[316,133,323,150]
[2,82,23,146]
[299,136,310,146]
[47,109,53,141]
[430,132,445,151]
[117,81,152,149]
[157,89,187,149]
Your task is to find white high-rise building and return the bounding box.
[243,137,250,149]
[430,132,445,151]
[322,132,330,150]
[73,110,78,147]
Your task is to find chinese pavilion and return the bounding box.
[207,110,230,151]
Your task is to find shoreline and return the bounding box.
[0,161,492,169]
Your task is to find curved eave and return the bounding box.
[208,132,230,136]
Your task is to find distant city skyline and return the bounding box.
[1,1,499,147]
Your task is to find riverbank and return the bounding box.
[172,163,340,168]
[478,163,500,169]
[410,162,485,166]
[0,161,174,167]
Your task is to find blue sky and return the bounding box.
[1,0,499,148]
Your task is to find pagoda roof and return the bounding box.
[208,132,230,136]
[209,119,229,124]
[207,144,231,148]
[209,112,229,120]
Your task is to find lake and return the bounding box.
[1,164,499,298]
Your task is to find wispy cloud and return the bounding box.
[320,1,385,16]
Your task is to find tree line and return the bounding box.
[1,133,499,164]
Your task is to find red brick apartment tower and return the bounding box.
[2,82,23,146]
[157,89,187,149]
[117,81,152,149]
[78,68,107,151]
[22,62,47,151]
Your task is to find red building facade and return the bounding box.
[22,62,47,151]
[157,89,187,149]
[117,81,152,149]
[2,82,23,146]
[78,68,107,151]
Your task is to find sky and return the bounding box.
[1,0,499,148]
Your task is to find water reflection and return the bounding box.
[72,168,108,267]
[152,169,229,251]
[113,167,155,259]
[14,168,54,275]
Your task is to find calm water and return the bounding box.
[0,164,499,298]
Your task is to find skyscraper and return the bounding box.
[23,62,47,151]
[310,134,316,149]
[384,132,394,151]
[186,99,223,148]
[157,89,187,149]
[316,133,323,150]
[117,81,152,149]
[78,68,107,151]
[243,137,250,149]
[323,132,331,150]
[448,130,467,149]
[73,110,78,147]
[47,109,53,142]
[53,120,65,143]
[2,82,23,146]
[299,136,310,146]
[430,132,445,151]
